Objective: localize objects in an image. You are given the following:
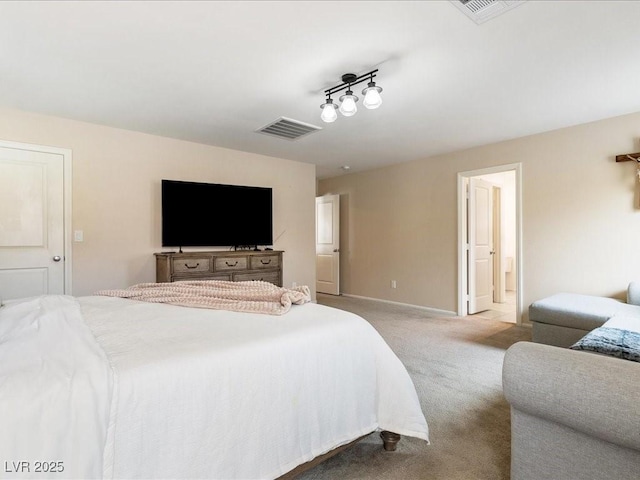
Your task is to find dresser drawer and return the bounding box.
[172,257,211,274]
[234,271,280,284]
[214,256,248,271]
[173,273,231,282]
[250,254,280,270]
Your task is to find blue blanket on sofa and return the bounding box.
[571,327,640,362]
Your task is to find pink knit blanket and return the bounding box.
[95,280,312,315]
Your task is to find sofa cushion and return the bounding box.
[571,327,640,362]
[628,281,640,306]
[529,293,640,332]
[604,314,640,333]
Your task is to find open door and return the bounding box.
[468,178,494,314]
[315,194,340,295]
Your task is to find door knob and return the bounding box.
[53,256,62,262]
[333,249,340,253]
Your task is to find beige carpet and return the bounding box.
[296,294,531,480]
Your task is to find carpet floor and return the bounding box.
[296,294,531,480]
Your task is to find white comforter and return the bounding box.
[0,296,113,479]
[0,295,429,480]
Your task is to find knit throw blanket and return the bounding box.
[571,327,640,362]
[95,280,312,316]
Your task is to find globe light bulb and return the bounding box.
[320,101,338,123]
[339,90,358,117]
[362,82,383,109]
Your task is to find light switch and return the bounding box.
[74,230,84,242]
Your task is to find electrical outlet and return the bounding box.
[391,280,397,289]
[292,282,297,288]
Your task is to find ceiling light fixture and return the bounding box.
[339,88,358,117]
[320,97,338,123]
[320,69,382,123]
[362,80,383,109]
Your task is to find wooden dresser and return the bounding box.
[155,250,283,286]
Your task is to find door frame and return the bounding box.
[0,139,73,294]
[492,186,505,304]
[457,163,522,324]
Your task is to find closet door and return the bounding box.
[316,194,340,295]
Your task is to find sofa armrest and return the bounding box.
[627,282,640,306]
[503,342,640,452]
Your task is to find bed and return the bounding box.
[0,286,429,479]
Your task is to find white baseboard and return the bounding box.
[340,293,457,317]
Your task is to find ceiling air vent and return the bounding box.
[256,117,322,141]
[451,0,526,25]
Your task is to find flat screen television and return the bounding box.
[162,179,273,248]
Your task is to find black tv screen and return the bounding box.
[162,180,273,248]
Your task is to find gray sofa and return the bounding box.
[502,284,640,479]
[503,342,640,480]
[529,282,640,347]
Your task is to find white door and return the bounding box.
[315,194,340,295]
[468,178,494,314]
[0,144,67,301]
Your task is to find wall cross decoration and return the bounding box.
[616,150,640,207]
[616,150,640,177]
[615,151,640,163]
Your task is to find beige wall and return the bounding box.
[318,111,640,321]
[0,108,316,297]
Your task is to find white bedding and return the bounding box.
[0,296,113,479]
[0,295,429,479]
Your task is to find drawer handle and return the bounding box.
[184,263,200,269]
[260,259,272,265]
[225,261,238,267]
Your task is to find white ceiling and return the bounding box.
[2,1,640,179]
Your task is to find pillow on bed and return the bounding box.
[570,327,640,362]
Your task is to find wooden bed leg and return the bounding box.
[380,431,401,451]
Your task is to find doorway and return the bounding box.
[457,164,522,324]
